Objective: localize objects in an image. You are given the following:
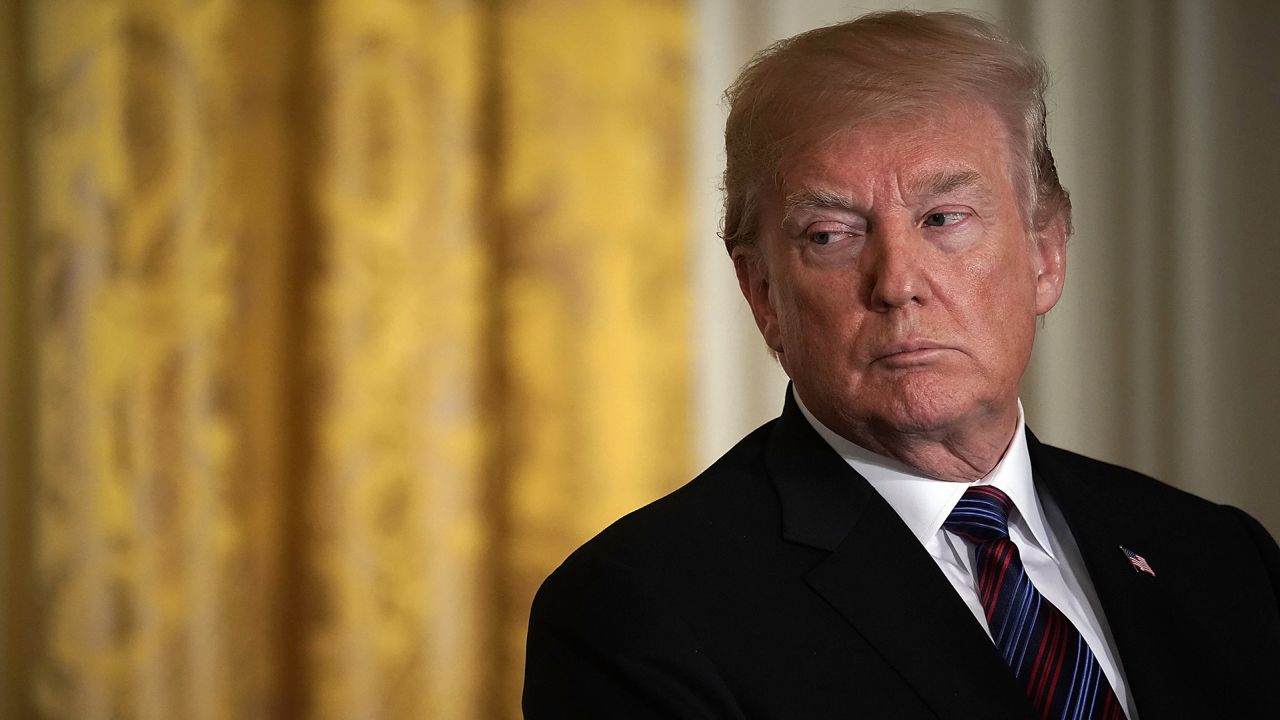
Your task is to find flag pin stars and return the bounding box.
[1120,546,1155,576]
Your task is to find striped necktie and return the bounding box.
[944,486,1125,720]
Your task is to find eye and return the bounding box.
[922,211,968,228]
[804,222,862,247]
[797,220,865,264]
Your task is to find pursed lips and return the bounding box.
[870,339,952,366]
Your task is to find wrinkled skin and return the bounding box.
[734,101,1068,481]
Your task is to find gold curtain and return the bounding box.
[0,1,691,718]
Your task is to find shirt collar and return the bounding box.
[793,387,1056,559]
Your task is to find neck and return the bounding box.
[853,419,1018,482]
[802,396,1021,482]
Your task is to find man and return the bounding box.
[524,11,1280,719]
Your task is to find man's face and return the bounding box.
[735,101,1067,449]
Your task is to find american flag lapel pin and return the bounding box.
[1120,546,1156,577]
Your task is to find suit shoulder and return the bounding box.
[1033,437,1280,562]
[545,419,780,581]
[1033,438,1220,511]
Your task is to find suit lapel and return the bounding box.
[767,393,1036,720]
[1028,431,1191,718]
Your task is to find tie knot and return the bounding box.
[944,485,1014,544]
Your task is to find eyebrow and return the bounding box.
[781,169,991,225]
[909,169,987,199]
[781,187,864,225]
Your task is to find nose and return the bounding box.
[867,223,930,311]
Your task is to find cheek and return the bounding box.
[977,241,1040,306]
[776,291,816,354]
[962,254,1040,361]
[788,274,858,329]
[775,276,854,355]
[976,285,1039,371]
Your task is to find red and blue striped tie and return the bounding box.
[945,486,1125,720]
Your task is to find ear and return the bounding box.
[732,246,784,353]
[1031,214,1068,316]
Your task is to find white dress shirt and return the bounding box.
[795,390,1137,719]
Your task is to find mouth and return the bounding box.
[871,340,953,367]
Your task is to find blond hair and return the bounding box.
[721,11,1070,254]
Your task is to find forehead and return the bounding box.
[777,101,1016,202]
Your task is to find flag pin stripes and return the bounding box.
[1120,546,1155,576]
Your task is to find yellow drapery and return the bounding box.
[0,1,691,718]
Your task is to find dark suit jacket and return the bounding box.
[524,392,1280,718]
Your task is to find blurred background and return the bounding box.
[1,0,1277,718]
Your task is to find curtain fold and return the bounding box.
[308,2,486,718]
[25,2,256,717]
[493,1,691,707]
[2,1,691,718]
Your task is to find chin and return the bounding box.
[875,405,970,436]
[849,375,986,437]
